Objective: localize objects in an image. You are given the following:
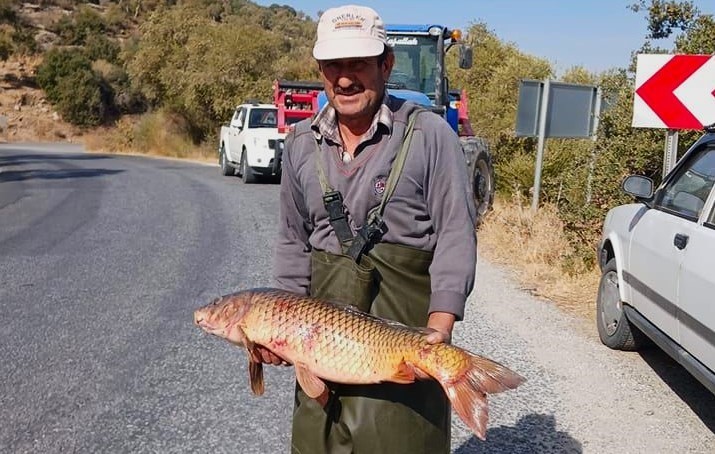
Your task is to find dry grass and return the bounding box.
[82,111,216,163]
[478,194,600,321]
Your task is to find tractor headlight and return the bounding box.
[428,26,442,37]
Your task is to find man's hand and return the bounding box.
[256,345,291,366]
[424,311,456,345]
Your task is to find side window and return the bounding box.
[656,145,715,220]
[237,108,246,127]
[231,109,240,121]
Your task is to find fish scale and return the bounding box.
[194,288,525,440]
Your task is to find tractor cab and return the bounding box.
[385,24,473,132]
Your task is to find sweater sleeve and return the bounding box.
[272,132,312,295]
[422,116,477,320]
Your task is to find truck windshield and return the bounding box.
[248,108,278,128]
[387,34,438,96]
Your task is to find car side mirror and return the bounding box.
[622,175,654,201]
[459,45,473,69]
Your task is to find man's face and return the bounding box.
[318,52,394,123]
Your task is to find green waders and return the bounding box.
[290,111,451,454]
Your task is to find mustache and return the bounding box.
[334,84,363,95]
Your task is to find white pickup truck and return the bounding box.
[218,103,285,183]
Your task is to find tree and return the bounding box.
[629,0,699,39]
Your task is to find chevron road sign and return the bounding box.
[633,54,715,130]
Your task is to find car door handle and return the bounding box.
[674,233,689,250]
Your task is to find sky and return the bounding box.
[254,0,714,74]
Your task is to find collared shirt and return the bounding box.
[310,94,393,162]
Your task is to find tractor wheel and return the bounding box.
[461,137,495,227]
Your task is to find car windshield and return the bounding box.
[248,108,277,128]
[387,34,439,96]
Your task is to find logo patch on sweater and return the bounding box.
[373,176,387,197]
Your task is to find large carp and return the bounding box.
[194,288,524,440]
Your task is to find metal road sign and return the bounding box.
[515,79,601,211]
[516,80,600,138]
[633,54,715,130]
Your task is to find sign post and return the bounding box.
[531,79,550,212]
[663,129,679,176]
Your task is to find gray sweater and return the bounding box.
[272,97,477,320]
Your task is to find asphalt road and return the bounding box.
[1,144,713,454]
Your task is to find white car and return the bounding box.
[218,103,285,183]
[596,127,715,394]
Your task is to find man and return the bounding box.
[270,4,477,453]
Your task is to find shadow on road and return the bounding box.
[0,153,109,167]
[639,347,715,433]
[454,414,582,454]
[0,168,123,182]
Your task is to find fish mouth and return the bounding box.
[194,313,212,330]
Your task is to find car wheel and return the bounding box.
[596,258,644,351]
[240,149,257,184]
[220,144,234,177]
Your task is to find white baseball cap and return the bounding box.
[312,5,388,61]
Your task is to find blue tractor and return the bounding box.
[384,24,495,224]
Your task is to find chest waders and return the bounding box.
[291,111,451,454]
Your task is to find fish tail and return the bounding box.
[441,354,525,440]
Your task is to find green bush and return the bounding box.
[0,32,10,61]
[84,33,120,63]
[37,48,114,126]
[93,60,146,114]
[52,5,107,45]
[36,48,93,103]
[54,69,111,126]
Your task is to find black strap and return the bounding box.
[314,140,355,247]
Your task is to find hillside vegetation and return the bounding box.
[1,0,714,316]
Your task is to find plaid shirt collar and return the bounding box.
[311,93,393,146]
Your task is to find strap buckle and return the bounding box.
[346,213,386,262]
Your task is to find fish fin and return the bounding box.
[441,354,525,441]
[245,342,262,363]
[248,360,264,396]
[245,342,264,396]
[295,363,327,399]
[390,360,417,384]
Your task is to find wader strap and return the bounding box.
[345,110,421,262]
[314,139,355,247]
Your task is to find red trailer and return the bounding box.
[272,80,323,134]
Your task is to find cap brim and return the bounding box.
[313,38,385,60]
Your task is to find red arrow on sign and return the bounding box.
[635,55,711,129]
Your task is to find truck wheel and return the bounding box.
[220,144,234,177]
[461,137,495,227]
[596,258,644,351]
[240,149,257,184]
